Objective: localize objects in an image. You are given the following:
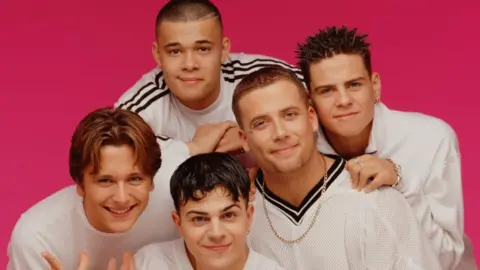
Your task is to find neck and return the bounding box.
[189,244,249,270]
[179,86,221,111]
[324,122,372,160]
[262,151,326,207]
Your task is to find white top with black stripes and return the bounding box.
[114,53,303,158]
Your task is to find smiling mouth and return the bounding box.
[104,205,137,217]
[204,244,231,252]
[272,145,297,154]
[334,112,358,119]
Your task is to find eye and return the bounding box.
[349,82,361,88]
[320,88,332,94]
[284,111,298,119]
[197,47,210,52]
[192,217,207,224]
[223,212,238,220]
[98,179,111,184]
[129,176,141,182]
[253,120,265,128]
[169,49,180,55]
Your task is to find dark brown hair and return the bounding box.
[232,65,309,127]
[155,0,223,37]
[69,107,161,184]
[296,26,372,89]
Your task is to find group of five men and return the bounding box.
[7,0,475,269]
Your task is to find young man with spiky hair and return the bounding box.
[232,65,441,269]
[115,0,302,167]
[296,26,475,270]
[7,108,188,269]
[134,153,284,270]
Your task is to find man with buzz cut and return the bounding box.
[115,0,304,167]
[296,26,474,270]
[233,65,441,269]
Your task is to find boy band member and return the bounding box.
[233,66,441,269]
[296,26,473,270]
[115,0,302,167]
[7,108,187,269]
[134,153,283,270]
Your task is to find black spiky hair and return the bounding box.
[295,26,372,88]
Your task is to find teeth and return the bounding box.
[108,207,132,214]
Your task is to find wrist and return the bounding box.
[187,142,201,156]
[386,158,402,188]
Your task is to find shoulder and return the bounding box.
[221,53,303,82]
[134,240,180,269]
[390,107,456,138]
[12,186,78,238]
[115,67,170,114]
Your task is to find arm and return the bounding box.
[422,127,464,269]
[7,220,51,270]
[346,188,442,270]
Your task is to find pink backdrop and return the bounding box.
[1,0,479,266]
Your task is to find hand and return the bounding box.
[187,121,236,156]
[247,167,259,202]
[42,252,135,270]
[346,155,397,193]
[215,126,243,153]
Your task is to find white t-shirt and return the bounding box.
[248,155,442,270]
[316,103,472,270]
[134,238,284,270]
[115,53,303,158]
[7,145,188,270]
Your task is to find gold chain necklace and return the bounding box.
[261,155,329,244]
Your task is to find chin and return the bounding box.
[106,221,136,233]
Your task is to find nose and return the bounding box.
[207,219,226,242]
[272,118,288,141]
[182,51,198,71]
[112,183,129,205]
[336,88,353,107]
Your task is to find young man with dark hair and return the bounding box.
[233,66,441,269]
[296,26,473,270]
[115,0,303,167]
[134,153,283,269]
[7,108,187,269]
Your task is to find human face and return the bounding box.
[154,18,230,110]
[173,187,253,270]
[238,80,319,173]
[77,145,153,233]
[308,54,380,138]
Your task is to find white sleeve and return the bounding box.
[422,126,464,269]
[115,72,191,159]
[345,188,442,270]
[7,220,50,270]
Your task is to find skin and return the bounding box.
[172,187,253,270]
[77,145,154,233]
[153,18,230,110]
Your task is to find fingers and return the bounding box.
[42,252,62,270]
[363,176,384,193]
[120,252,135,270]
[346,159,361,189]
[77,252,89,270]
[247,167,259,181]
[347,155,376,191]
[107,258,117,270]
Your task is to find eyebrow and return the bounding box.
[312,76,366,91]
[164,40,213,48]
[186,203,240,216]
[249,106,299,126]
[90,172,143,178]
